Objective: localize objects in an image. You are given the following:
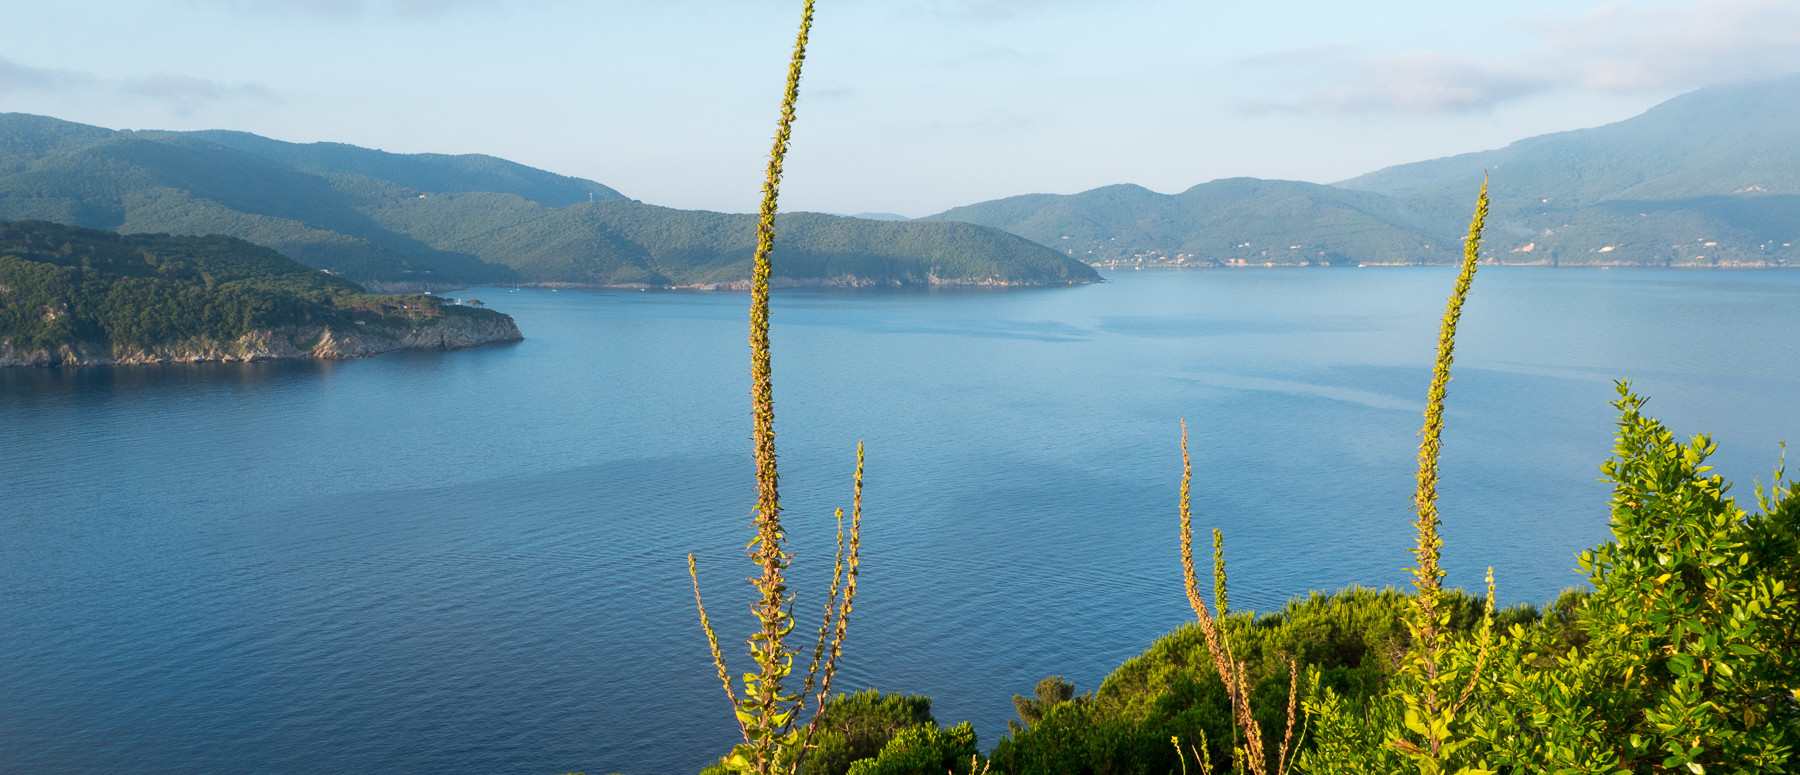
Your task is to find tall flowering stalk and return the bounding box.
[1178,421,1300,775]
[1393,179,1492,774]
[685,3,866,774]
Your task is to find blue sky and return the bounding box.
[3,0,1798,215]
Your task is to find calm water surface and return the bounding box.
[3,268,1797,774]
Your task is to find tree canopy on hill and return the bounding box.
[179,128,626,208]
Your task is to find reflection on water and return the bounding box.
[3,268,1798,775]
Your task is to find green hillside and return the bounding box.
[0,114,1096,288]
[1337,75,1800,266]
[343,177,1099,287]
[0,219,509,360]
[923,179,1452,266]
[180,129,625,208]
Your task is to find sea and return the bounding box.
[3,267,1797,774]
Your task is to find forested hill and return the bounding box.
[0,114,1096,289]
[1335,74,1800,266]
[0,219,518,366]
[926,76,1800,268]
[921,179,1452,267]
[179,129,625,208]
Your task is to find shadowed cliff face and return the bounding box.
[0,312,521,367]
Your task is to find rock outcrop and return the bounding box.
[0,312,522,367]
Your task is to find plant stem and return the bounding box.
[1408,177,1488,761]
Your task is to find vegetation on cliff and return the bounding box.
[0,219,511,360]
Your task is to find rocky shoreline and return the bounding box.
[0,313,522,367]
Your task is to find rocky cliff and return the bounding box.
[0,312,521,367]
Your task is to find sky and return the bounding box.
[3,0,1799,216]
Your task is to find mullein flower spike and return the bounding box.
[1179,421,1304,775]
[1399,178,1489,769]
[685,3,867,775]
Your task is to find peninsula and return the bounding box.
[0,220,521,367]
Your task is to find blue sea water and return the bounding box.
[2,267,1797,774]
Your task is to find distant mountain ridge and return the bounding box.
[923,179,1450,267]
[1336,75,1800,266]
[0,114,1097,289]
[929,74,1800,268]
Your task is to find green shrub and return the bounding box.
[845,722,980,775]
[1300,386,1800,774]
[1469,386,1800,773]
[805,691,936,775]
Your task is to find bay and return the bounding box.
[3,268,1797,774]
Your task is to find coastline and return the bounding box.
[374,274,1102,294]
[0,313,522,368]
[1087,260,1798,270]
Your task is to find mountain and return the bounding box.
[0,115,1096,289]
[0,219,519,366]
[179,129,626,208]
[929,75,1800,268]
[922,179,1453,267]
[1337,75,1800,266]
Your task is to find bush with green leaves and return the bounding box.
[844,722,980,775]
[806,691,937,775]
[1011,676,1075,730]
[1300,385,1800,774]
[1470,386,1800,773]
[976,588,1529,775]
[700,690,936,775]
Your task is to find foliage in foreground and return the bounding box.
[981,587,1533,775]
[1301,387,1800,774]
[764,389,1797,775]
[699,183,1793,775]
[692,176,1798,775]
[700,690,941,775]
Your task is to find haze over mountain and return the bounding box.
[923,178,1449,267]
[1340,75,1800,265]
[0,115,1096,290]
[929,75,1800,269]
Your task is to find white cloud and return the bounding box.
[1317,53,1546,113]
[0,57,273,116]
[0,58,80,93]
[202,0,510,18]
[1245,0,1800,114]
[924,0,1107,22]
[1534,0,1800,91]
[121,74,276,113]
